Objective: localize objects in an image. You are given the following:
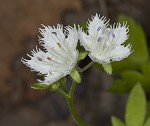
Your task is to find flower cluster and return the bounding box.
[22,14,132,85]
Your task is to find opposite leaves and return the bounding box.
[125,84,146,126]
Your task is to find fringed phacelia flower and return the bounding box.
[79,14,132,64]
[22,24,78,85]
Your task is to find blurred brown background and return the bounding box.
[0,0,150,126]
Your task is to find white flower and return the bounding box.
[22,24,78,85]
[79,14,132,64]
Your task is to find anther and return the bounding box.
[52,32,57,36]
[112,33,115,38]
[47,57,52,61]
[97,37,102,42]
[37,57,42,61]
[57,43,61,48]
[97,26,101,31]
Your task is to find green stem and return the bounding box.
[81,61,95,72]
[67,81,89,126]
[69,81,76,97]
[56,60,95,126]
[76,66,83,73]
[56,88,70,100]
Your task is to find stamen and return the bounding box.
[112,33,115,38]
[97,37,102,42]
[97,26,101,31]
[57,43,61,48]
[37,57,42,61]
[47,57,52,61]
[52,32,57,36]
[52,32,63,46]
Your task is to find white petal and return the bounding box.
[65,25,78,51]
[39,24,65,50]
[40,72,63,85]
[110,44,132,62]
[108,22,129,45]
[79,30,96,51]
[87,13,109,37]
[39,50,78,85]
[22,24,79,85]
[21,48,51,74]
[89,44,132,64]
[89,52,110,64]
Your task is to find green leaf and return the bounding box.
[49,82,60,91]
[125,84,146,126]
[108,80,129,93]
[80,22,88,31]
[78,52,88,61]
[102,63,112,75]
[31,77,67,91]
[70,68,81,83]
[49,77,67,91]
[31,82,60,91]
[58,77,66,84]
[146,102,150,118]
[141,62,150,77]
[109,70,150,93]
[111,116,125,126]
[144,118,150,126]
[112,59,138,73]
[121,70,150,91]
[59,77,67,92]
[118,15,149,64]
[121,70,144,81]
[31,83,49,90]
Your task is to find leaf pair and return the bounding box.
[112,84,150,126]
[31,77,66,91]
